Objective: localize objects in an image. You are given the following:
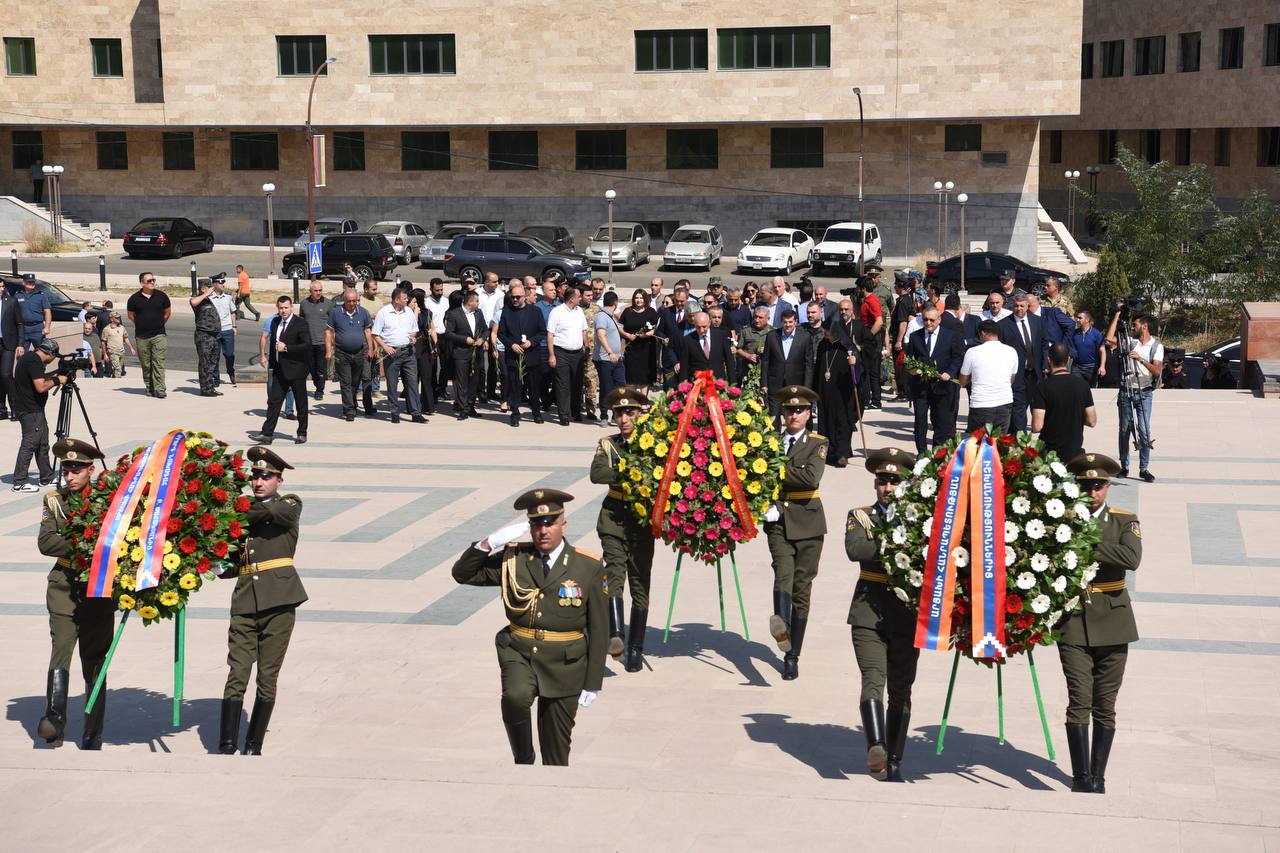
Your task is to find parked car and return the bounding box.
[290,218,360,254]
[585,222,651,271]
[442,233,590,285]
[420,223,495,266]
[810,222,882,273]
[280,233,396,281]
[735,228,814,274]
[122,217,215,259]
[924,252,1070,295]
[369,221,430,264]
[662,224,724,271]
[519,224,576,255]
[2,275,100,354]
[1186,337,1241,388]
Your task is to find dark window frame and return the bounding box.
[1134,35,1165,75]
[770,126,823,168]
[1259,127,1280,168]
[944,124,983,152]
[1099,129,1119,164]
[1100,39,1125,77]
[368,34,456,75]
[666,128,719,170]
[229,131,280,171]
[276,35,327,77]
[1080,42,1094,79]
[1219,27,1244,70]
[1265,23,1280,67]
[333,131,366,171]
[162,131,195,171]
[1048,129,1063,164]
[488,130,539,171]
[575,129,627,171]
[90,38,123,78]
[401,130,450,171]
[1139,129,1162,165]
[1214,128,1232,166]
[634,29,708,72]
[96,130,128,170]
[4,36,36,76]
[1174,128,1191,165]
[11,130,43,169]
[1178,31,1201,72]
[716,26,830,70]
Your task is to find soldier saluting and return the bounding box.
[36,439,113,750]
[589,386,654,673]
[845,447,918,781]
[1060,453,1141,794]
[452,489,607,766]
[764,385,827,680]
[218,445,308,756]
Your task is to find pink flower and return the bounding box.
[714,501,727,513]
[680,545,692,554]
[675,500,689,513]
[721,399,733,412]
[728,387,743,397]
[729,527,745,541]
[693,452,709,468]
[683,484,697,499]
[720,516,734,529]
[668,514,684,528]
[715,379,727,390]
[693,438,709,452]
[700,490,714,502]
[683,523,697,536]
[669,400,683,413]
[690,470,707,485]
[716,542,729,554]
[693,509,706,523]
[692,407,706,420]
[678,381,693,393]
[705,529,718,540]
[704,426,718,439]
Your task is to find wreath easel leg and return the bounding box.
[996,659,1005,745]
[1028,648,1056,760]
[86,610,129,714]
[730,552,750,641]
[173,607,186,727]
[716,561,726,632]
[936,647,961,754]
[662,554,683,643]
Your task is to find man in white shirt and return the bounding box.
[1105,310,1163,481]
[774,276,800,308]
[959,320,1019,434]
[477,272,505,405]
[372,287,424,423]
[424,277,450,398]
[980,291,1012,323]
[546,285,590,426]
[208,276,238,386]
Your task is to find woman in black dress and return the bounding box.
[620,289,659,393]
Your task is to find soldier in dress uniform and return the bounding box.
[452,489,608,766]
[36,438,114,749]
[1061,452,1141,794]
[589,386,654,672]
[764,385,827,680]
[218,445,308,756]
[844,447,918,781]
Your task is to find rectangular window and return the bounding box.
[1214,128,1231,166]
[91,38,123,77]
[369,34,455,75]
[333,132,365,171]
[1139,129,1161,165]
[401,130,449,170]
[1174,128,1191,165]
[981,151,1008,166]
[1098,129,1119,163]
[488,130,538,171]
[576,129,627,170]
[1259,128,1280,167]
[96,131,128,170]
[1048,129,1063,164]
[1134,36,1165,75]
[1178,31,1201,72]
[1219,27,1244,69]
[4,37,36,76]
[770,127,823,168]
[276,35,326,77]
[162,131,195,170]
[716,26,830,70]
[156,38,162,77]
[666,128,718,169]
[229,131,279,170]
[1101,39,1124,77]
[944,123,982,152]
[634,29,708,72]
[1265,23,1280,66]
[11,130,43,169]
[1080,42,1093,79]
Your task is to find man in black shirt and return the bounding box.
[1031,342,1097,462]
[125,272,172,398]
[11,339,67,492]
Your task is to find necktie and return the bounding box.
[786,435,796,454]
[676,310,684,324]
[1020,319,1031,350]
[702,335,710,358]
[926,331,934,357]
[541,554,551,579]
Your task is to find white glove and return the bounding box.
[486,520,530,551]
[764,504,781,523]
[578,690,598,709]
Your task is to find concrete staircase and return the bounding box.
[1035,204,1087,270]
[0,195,95,245]
[1036,229,1071,269]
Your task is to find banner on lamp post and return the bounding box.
[312,134,326,188]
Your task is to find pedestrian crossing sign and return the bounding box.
[308,241,322,274]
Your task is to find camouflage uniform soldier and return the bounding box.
[582,291,602,422]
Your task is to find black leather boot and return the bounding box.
[1090,725,1116,794]
[885,706,911,782]
[243,699,274,756]
[37,669,69,747]
[219,698,243,755]
[781,613,807,680]
[1065,723,1092,792]
[505,716,536,764]
[770,590,793,653]
[608,597,626,661]
[860,700,888,778]
[80,669,105,751]
[624,608,647,673]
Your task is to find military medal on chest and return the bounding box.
[559,579,583,607]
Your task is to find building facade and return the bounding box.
[1,1,1082,260]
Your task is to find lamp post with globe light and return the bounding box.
[933,180,954,251]
[305,56,337,282]
[263,183,277,276]
[605,189,617,286]
[1064,169,1081,233]
[957,193,968,293]
[42,164,65,242]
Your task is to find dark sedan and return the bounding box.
[442,233,590,285]
[123,217,215,259]
[925,252,1070,295]
[519,224,575,254]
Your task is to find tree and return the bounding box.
[1071,246,1130,328]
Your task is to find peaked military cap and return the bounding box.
[771,385,819,408]
[1066,452,1121,483]
[247,445,293,475]
[865,447,912,478]
[864,262,883,273]
[515,488,574,520]
[52,438,103,466]
[604,386,648,413]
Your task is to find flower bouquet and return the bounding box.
[903,355,942,382]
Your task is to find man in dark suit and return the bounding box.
[656,286,691,388]
[906,306,965,453]
[445,290,487,420]
[998,293,1046,432]
[764,309,815,401]
[682,310,736,383]
[0,284,28,420]
[255,296,311,445]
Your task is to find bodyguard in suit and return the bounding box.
[997,293,1046,432]
[906,306,965,453]
[0,284,27,420]
[497,282,548,426]
[681,310,736,383]
[763,309,815,398]
[656,288,691,387]
[255,296,311,445]
[1060,453,1142,795]
[445,290,487,420]
[452,489,607,766]
[219,446,309,755]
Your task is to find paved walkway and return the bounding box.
[1,374,1277,850]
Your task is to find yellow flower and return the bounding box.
[138,605,159,620]
[749,399,763,413]
[178,573,197,590]
[772,486,781,499]
[622,482,634,495]
[779,465,787,480]
[129,546,144,563]
[638,485,652,498]
[636,414,649,425]
[710,444,721,458]
[652,466,665,481]
[732,442,747,458]
[629,468,643,482]
[652,417,668,433]
[676,460,693,477]
[768,436,780,452]
[735,411,752,426]
[117,594,135,610]
[726,425,735,439]
[748,481,762,495]
[679,443,691,459]
[747,431,763,448]
[618,458,628,472]
[638,433,655,450]
[669,482,680,496]
[119,572,136,591]
[751,458,768,475]
[125,527,141,543]
[159,590,179,607]
[721,485,734,500]
[666,431,676,443]
[633,502,647,516]
[163,553,181,571]
[654,442,669,458]
[163,540,173,555]
[708,461,724,477]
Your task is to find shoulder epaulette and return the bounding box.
[807,432,826,441]
[573,547,602,562]
[1109,508,1135,516]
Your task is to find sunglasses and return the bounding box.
[250,471,276,481]
[143,278,157,284]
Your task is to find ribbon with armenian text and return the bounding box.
[133,431,188,591]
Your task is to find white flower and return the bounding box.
[1064,595,1080,612]
[894,484,907,499]
[1030,553,1051,573]
[1004,521,1020,541]
[1062,482,1080,499]
[1064,551,1079,570]
[893,587,910,603]
[894,552,912,570]
[1033,475,1053,494]
[1045,498,1065,519]
[1046,610,1063,628]
[1074,503,1092,521]
[1025,519,1046,539]
[1012,496,1031,515]
[952,546,970,568]
[1052,576,1068,593]
[1050,461,1069,478]
[1082,564,1099,584]
[903,504,919,522]
[1055,524,1073,543]
[1016,572,1036,590]
[914,457,931,475]
[1005,545,1017,565]
[908,570,923,587]
[922,518,933,537]
[919,478,938,499]
[891,527,908,545]
[1030,594,1051,614]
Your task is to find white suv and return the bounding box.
[811,222,883,272]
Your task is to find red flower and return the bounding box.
[185,479,201,495]
[212,541,229,558]
[199,513,217,532]
[96,478,110,491]
[1015,612,1035,629]
[934,446,948,460]
[1005,594,1023,613]
[229,520,243,539]
[83,524,97,540]
[207,463,225,478]
[1007,642,1025,654]
[211,487,229,504]
[234,496,251,512]
[972,428,987,441]
[954,599,969,616]
[179,537,198,555]
[998,433,1015,447]
[80,486,92,498]
[183,462,198,476]
[1029,632,1044,645]
[196,446,214,459]
[181,501,198,516]
[196,556,211,573]
[1023,447,1039,459]
[1003,459,1023,477]
[166,517,183,534]
[231,454,244,469]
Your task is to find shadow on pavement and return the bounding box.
[6,688,225,753]
[645,621,779,687]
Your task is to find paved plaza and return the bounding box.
[1,371,1278,850]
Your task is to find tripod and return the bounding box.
[52,374,104,477]
[1113,312,1154,469]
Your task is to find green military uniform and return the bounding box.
[582,299,601,418]
[590,386,655,672]
[219,446,308,756]
[1059,453,1141,794]
[845,447,918,781]
[36,439,113,750]
[764,386,827,680]
[452,489,608,766]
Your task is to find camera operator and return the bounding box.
[11,339,67,493]
[1106,308,1162,482]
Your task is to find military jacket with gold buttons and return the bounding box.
[844,503,915,631]
[452,542,608,698]
[38,490,79,584]
[591,434,644,540]
[1059,506,1140,647]
[772,432,827,540]
[230,493,309,616]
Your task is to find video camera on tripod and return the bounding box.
[56,352,93,377]
[1112,294,1144,321]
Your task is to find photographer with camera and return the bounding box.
[1106,304,1162,482]
[10,339,68,493]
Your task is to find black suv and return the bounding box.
[519,224,575,254]
[443,233,590,285]
[281,233,396,281]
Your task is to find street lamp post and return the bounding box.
[605,189,617,286]
[42,165,64,242]
[957,193,968,292]
[305,57,338,282]
[1064,170,1081,233]
[263,182,277,277]
[1085,165,1103,236]
[938,180,955,249]
[853,87,865,276]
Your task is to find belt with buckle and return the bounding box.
[859,569,889,584]
[1089,579,1126,593]
[55,557,73,569]
[606,488,626,502]
[508,623,584,642]
[782,490,819,501]
[238,557,294,576]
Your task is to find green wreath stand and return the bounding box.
[662,552,751,643]
[84,607,188,726]
[935,646,1056,760]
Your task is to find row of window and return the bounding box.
[1046,127,1280,168]
[2,35,154,77]
[1082,23,1280,79]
